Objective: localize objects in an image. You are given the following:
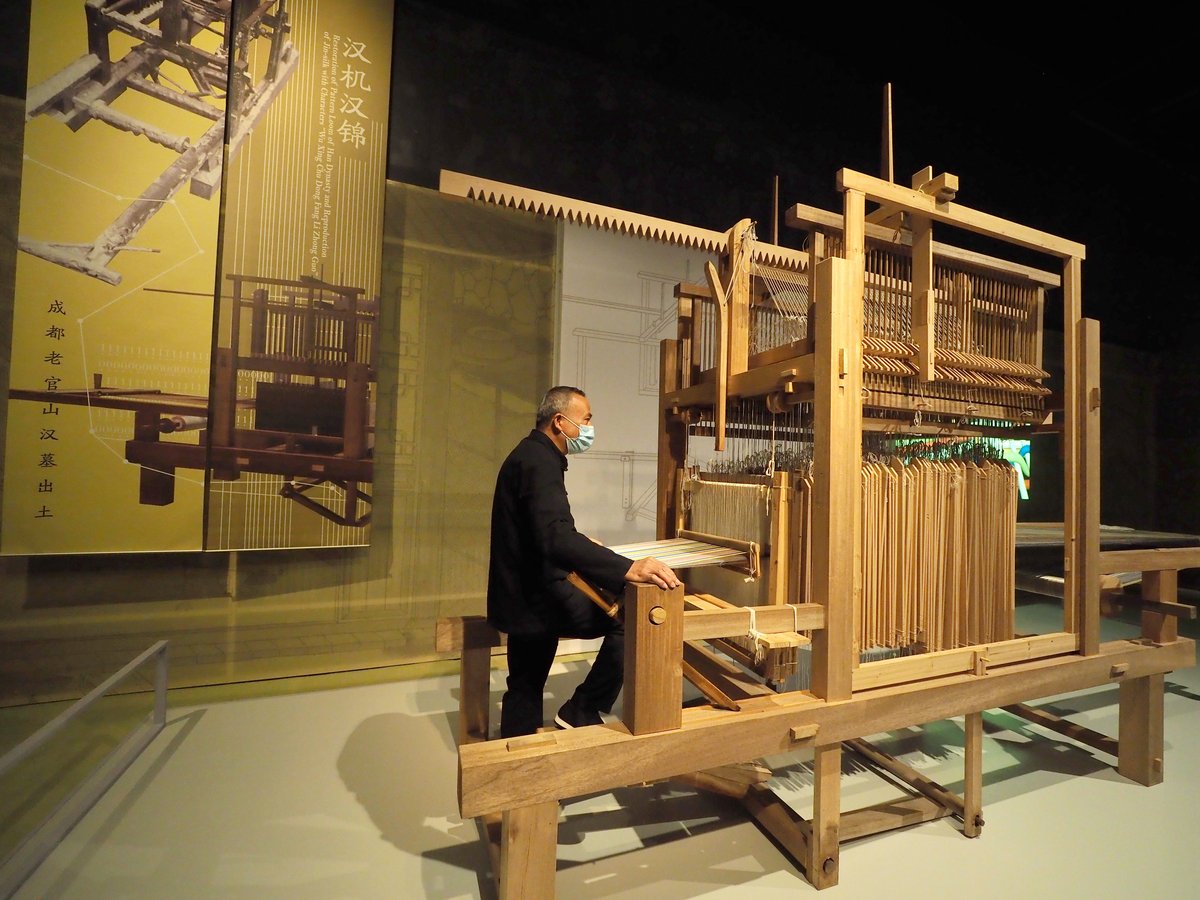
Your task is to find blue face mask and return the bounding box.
[559,414,595,455]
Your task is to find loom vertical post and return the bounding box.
[622,582,684,735]
[499,800,558,899]
[1141,569,1179,644]
[811,188,864,702]
[704,260,729,452]
[1077,316,1101,655]
[459,633,493,744]
[658,338,687,539]
[675,289,694,389]
[768,469,791,605]
[726,219,753,378]
[1118,673,1165,786]
[963,710,984,837]
[809,229,825,324]
[1033,286,1046,371]
[881,82,894,183]
[911,182,935,382]
[772,174,780,245]
[809,742,841,888]
[1061,256,1082,636]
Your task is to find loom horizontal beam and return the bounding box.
[786,203,1062,287]
[663,355,815,408]
[861,388,1039,422]
[458,636,1193,818]
[1098,546,1200,574]
[1000,702,1120,756]
[837,169,1087,260]
[861,418,1038,438]
[434,603,827,655]
[851,632,1078,692]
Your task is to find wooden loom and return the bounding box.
[438,167,1197,895]
[9,272,377,527]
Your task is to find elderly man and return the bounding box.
[487,385,680,737]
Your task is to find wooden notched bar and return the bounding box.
[440,164,1197,895]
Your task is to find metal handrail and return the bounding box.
[0,640,169,898]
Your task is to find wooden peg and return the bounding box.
[790,723,820,744]
[507,732,557,752]
[912,169,959,203]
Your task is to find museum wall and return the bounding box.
[0,147,556,704]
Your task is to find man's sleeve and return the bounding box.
[522,455,630,594]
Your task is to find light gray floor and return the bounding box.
[11,604,1200,899]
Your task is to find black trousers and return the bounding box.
[498,586,624,738]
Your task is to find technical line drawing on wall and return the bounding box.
[559,223,707,544]
[19,0,297,284]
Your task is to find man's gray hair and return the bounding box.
[536,386,585,428]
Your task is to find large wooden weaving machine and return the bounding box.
[437,166,1197,895]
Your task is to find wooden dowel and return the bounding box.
[567,572,620,618]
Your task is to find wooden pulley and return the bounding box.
[766,392,789,415]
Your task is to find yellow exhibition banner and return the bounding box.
[208,0,393,551]
[1,1,392,555]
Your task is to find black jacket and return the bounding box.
[487,430,631,635]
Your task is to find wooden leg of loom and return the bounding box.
[1118,571,1172,787]
[480,813,502,892]
[809,743,841,889]
[1141,570,1179,645]
[460,642,492,744]
[499,800,558,899]
[963,711,984,837]
[1117,673,1164,786]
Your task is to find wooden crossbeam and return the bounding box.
[1098,547,1200,574]
[437,606,826,656]
[840,795,951,841]
[459,637,1193,818]
[786,203,1062,287]
[1001,702,1119,756]
[852,631,1076,692]
[837,169,1087,259]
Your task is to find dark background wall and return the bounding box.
[2,1,1197,534]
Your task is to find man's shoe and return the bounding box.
[554,697,603,729]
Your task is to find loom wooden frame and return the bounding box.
[439,167,1196,896]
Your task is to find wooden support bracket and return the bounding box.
[844,737,966,819]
